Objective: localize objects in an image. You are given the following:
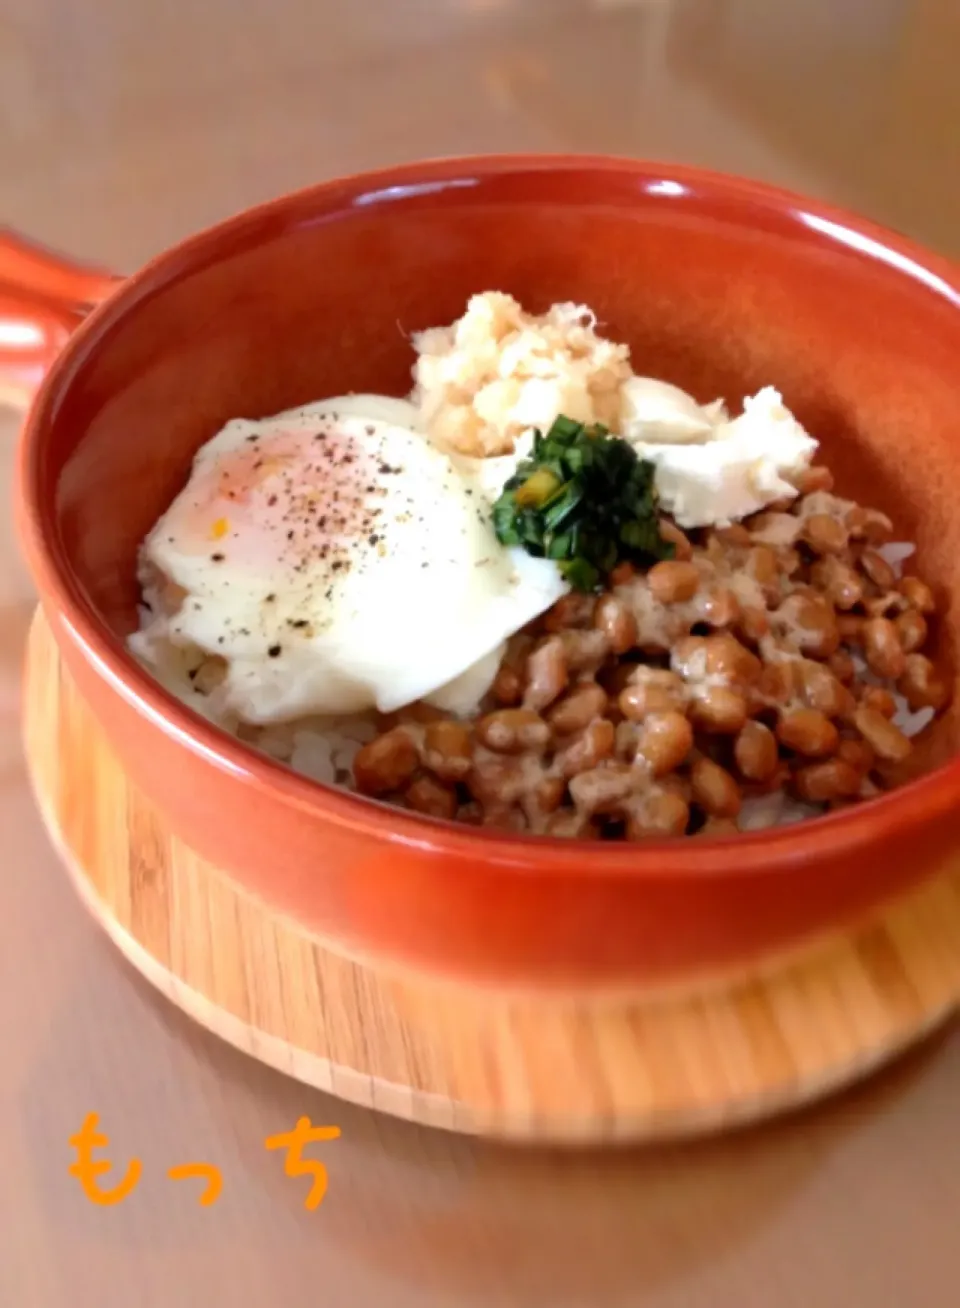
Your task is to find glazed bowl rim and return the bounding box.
[17,151,960,879]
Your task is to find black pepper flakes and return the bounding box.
[211,552,225,562]
[268,644,282,658]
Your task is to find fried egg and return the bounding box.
[133,401,567,724]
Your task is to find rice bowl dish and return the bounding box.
[129,292,949,840]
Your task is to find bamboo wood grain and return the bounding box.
[23,608,960,1142]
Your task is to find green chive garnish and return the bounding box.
[490,415,674,592]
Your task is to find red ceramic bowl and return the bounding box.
[8,155,960,991]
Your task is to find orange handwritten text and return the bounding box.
[68,1114,340,1208]
[68,1113,142,1207]
[264,1116,341,1210]
[167,1162,223,1206]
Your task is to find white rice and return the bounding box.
[876,540,916,573]
[139,641,379,787]
[129,578,378,788]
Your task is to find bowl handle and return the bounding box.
[0,228,122,411]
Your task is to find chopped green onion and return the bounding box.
[541,483,584,531]
[549,414,583,440]
[490,414,674,592]
[515,467,561,508]
[560,557,600,591]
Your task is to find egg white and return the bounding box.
[133,401,567,724]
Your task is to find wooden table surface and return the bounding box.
[4,0,960,1303]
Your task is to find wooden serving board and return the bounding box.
[23,607,960,1142]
